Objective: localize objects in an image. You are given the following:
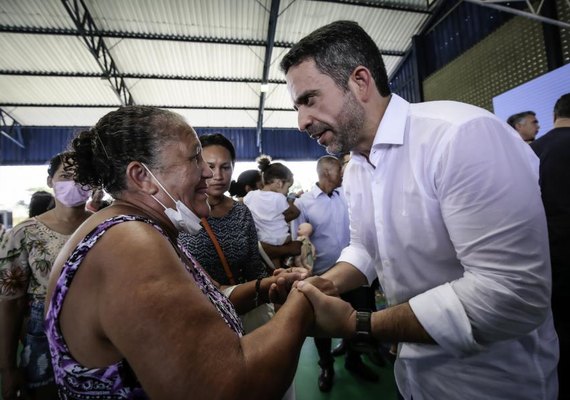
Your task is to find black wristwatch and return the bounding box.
[350,311,377,353]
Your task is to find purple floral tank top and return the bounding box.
[45,215,243,399]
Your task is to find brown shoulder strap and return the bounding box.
[200,217,236,285]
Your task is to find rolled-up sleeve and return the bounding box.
[337,244,376,285]
[433,117,551,346]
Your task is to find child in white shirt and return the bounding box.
[244,155,300,268]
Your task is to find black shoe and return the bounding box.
[318,365,335,392]
[331,340,346,357]
[345,358,379,382]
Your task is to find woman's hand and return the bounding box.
[268,267,310,304]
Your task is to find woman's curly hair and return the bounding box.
[64,106,185,197]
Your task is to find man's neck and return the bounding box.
[554,118,570,129]
[355,94,392,158]
[316,181,336,196]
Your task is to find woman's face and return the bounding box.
[153,124,213,218]
[48,160,73,186]
[203,144,234,198]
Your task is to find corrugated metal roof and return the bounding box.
[0,0,435,131]
[0,33,101,73]
[107,39,265,79]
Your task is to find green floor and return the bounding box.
[294,338,397,400]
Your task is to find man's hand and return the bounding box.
[302,276,338,297]
[295,280,355,338]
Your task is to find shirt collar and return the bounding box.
[357,93,409,166]
[372,93,409,147]
[311,183,338,198]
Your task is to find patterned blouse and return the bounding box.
[178,201,268,285]
[45,215,243,399]
[0,218,70,301]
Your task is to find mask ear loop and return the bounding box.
[141,163,178,208]
[141,162,203,219]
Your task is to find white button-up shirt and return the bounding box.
[338,94,558,399]
[292,185,350,275]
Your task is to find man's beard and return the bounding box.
[306,91,366,155]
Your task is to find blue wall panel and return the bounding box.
[390,48,421,103]
[1,126,327,165]
[261,128,327,161]
[1,127,81,165]
[423,2,512,74]
[196,127,259,161]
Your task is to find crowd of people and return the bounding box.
[0,19,566,400]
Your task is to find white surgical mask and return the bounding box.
[142,163,202,235]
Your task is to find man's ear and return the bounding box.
[349,66,373,102]
[126,161,158,195]
[47,176,53,189]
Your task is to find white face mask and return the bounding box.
[142,164,202,235]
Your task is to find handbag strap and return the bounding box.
[200,217,236,285]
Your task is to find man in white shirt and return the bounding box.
[280,20,558,400]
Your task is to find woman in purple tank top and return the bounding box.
[44,107,331,399]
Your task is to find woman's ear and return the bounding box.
[126,162,158,194]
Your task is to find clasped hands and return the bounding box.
[269,267,356,338]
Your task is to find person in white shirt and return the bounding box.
[244,155,300,268]
[280,20,559,400]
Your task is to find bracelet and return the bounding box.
[254,277,263,307]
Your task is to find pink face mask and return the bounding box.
[54,181,91,207]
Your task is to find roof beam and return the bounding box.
[256,0,281,151]
[0,103,293,112]
[60,0,134,106]
[308,0,432,14]
[0,25,267,46]
[463,0,570,29]
[0,70,287,84]
[0,25,405,56]
[0,108,24,149]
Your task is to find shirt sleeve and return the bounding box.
[336,174,377,285]
[0,222,32,300]
[413,116,551,351]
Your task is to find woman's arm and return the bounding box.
[0,298,26,400]
[62,221,314,400]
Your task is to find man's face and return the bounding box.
[328,161,343,188]
[516,115,540,142]
[286,59,366,154]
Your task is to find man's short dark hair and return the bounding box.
[554,94,570,120]
[279,20,391,97]
[507,111,536,128]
